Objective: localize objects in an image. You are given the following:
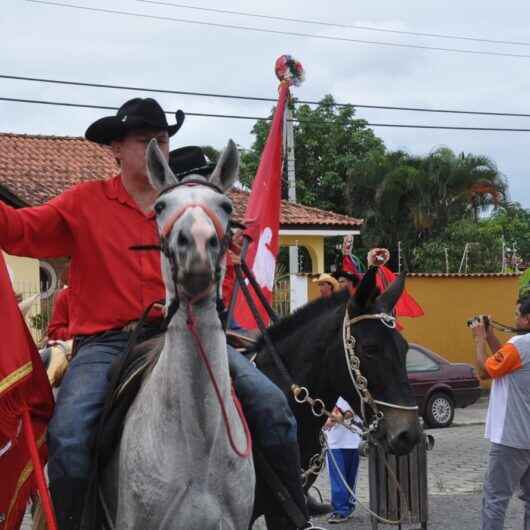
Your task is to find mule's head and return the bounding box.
[347,267,420,455]
[146,139,238,302]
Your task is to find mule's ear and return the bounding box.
[376,272,406,313]
[210,139,239,192]
[146,139,177,192]
[353,266,379,308]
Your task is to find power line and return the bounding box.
[134,0,530,48]
[3,96,530,132]
[3,74,530,119]
[25,0,530,60]
[0,97,267,121]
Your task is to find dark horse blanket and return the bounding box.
[82,329,163,530]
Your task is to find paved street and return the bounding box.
[21,396,527,529]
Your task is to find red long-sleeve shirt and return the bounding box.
[1,176,165,336]
[47,288,71,341]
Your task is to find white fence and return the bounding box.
[13,281,54,346]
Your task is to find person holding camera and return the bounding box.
[469,296,530,530]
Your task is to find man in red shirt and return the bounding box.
[47,287,71,341]
[0,99,307,529]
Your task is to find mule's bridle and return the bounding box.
[342,311,418,435]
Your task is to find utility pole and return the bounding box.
[501,236,506,273]
[286,105,298,275]
[285,104,303,313]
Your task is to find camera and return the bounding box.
[466,315,490,330]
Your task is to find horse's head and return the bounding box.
[146,139,238,302]
[346,267,420,455]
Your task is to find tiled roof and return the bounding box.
[407,272,522,278]
[0,133,362,229]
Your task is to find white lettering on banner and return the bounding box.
[252,227,276,291]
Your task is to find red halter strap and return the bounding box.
[161,203,225,241]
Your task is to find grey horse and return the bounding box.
[100,139,255,530]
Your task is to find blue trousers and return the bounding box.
[47,330,297,483]
[327,448,360,517]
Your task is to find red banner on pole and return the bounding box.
[233,82,290,328]
[0,252,56,530]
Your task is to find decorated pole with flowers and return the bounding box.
[228,55,304,328]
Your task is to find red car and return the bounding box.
[406,343,481,428]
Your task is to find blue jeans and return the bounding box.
[47,331,129,483]
[327,448,360,517]
[47,331,296,483]
[227,344,297,448]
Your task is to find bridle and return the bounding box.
[293,309,418,443]
[342,311,418,436]
[300,310,420,526]
[155,179,232,325]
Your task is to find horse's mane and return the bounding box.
[255,289,350,350]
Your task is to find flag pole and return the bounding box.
[21,408,58,530]
[228,55,304,329]
[227,236,250,326]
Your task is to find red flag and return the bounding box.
[0,252,55,530]
[233,82,290,328]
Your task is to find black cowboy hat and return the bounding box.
[85,98,185,146]
[333,269,360,286]
[168,146,216,180]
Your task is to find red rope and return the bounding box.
[185,303,252,458]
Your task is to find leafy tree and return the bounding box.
[239,95,512,273]
[240,95,385,214]
[411,202,530,273]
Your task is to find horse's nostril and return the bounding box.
[208,236,218,248]
[177,232,189,247]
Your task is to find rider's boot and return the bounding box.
[261,442,310,530]
[49,478,88,530]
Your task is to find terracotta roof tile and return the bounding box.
[0,133,362,229]
[407,272,522,278]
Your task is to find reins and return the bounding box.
[185,302,252,458]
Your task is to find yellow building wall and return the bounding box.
[3,253,40,294]
[402,276,519,388]
[279,235,324,273]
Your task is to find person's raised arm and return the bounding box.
[0,194,74,258]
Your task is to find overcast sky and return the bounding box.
[2,0,530,207]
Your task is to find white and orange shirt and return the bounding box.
[485,334,530,449]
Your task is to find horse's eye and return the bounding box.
[154,201,166,215]
[220,201,233,215]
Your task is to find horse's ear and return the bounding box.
[376,272,406,313]
[146,139,177,192]
[209,139,239,192]
[353,266,379,308]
